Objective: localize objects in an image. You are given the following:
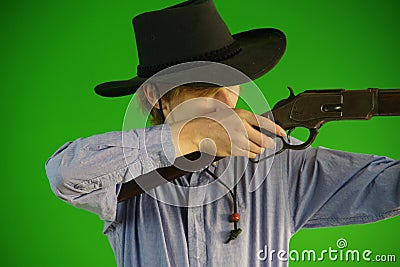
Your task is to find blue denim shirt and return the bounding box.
[45,124,400,267]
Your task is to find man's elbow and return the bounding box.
[45,150,85,203]
[45,154,118,221]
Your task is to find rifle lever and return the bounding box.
[249,128,319,163]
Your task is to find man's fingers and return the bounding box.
[244,122,275,149]
[248,140,266,155]
[238,109,286,137]
[236,147,258,159]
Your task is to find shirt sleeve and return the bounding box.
[285,146,400,233]
[45,124,176,222]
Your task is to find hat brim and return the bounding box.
[94,28,286,97]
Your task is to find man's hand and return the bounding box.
[170,108,286,158]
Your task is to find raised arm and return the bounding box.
[45,124,176,221]
[285,146,400,232]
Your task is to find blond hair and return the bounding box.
[137,85,223,125]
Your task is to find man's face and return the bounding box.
[164,85,241,123]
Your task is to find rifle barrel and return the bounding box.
[378,89,400,116]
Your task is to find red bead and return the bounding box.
[231,213,240,222]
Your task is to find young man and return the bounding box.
[45,0,399,266]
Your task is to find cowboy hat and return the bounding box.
[94,0,286,97]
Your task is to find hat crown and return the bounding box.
[132,0,236,77]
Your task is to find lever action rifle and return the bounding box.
[117,88,400,202]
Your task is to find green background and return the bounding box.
[2,0,399,266]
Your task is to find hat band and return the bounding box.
[137,41,241,77]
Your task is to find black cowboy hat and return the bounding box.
[94,0,286,97]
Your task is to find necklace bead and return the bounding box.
[231,213,240,222]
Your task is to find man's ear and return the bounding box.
[143,84,160,109]
[142,83,170,111]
